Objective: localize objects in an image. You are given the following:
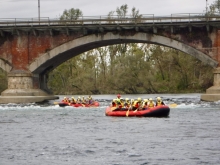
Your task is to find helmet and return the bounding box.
[125,98,129,101]
[138,98,141,101]
[72,97,74,99]
[144,99,148,102]
[78,96,81,98]
[149,98,153,101]
[64,97,66,99]
[120,98,124,100]
[157,97,161,100]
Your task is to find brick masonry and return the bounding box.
[0,28,220,102]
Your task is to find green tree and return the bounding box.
[131,7,143,23]
[60,8,83,20]
[210,0,220,13]
[116,4,128,19]
[205,0,220,18]
[107,4,142,23]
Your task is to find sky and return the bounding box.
[0,0,217,19]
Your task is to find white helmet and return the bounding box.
[157,97,161,101]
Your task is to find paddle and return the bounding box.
[168,103,177,108]
[54,101,68,106]
[126,109,130,116]
[111,107,118,111]
[126,99,133,117]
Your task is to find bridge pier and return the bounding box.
[201,67,220,101]
[0,70,58,104]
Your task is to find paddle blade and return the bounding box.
[169,103,177,108]
[126,110,129,117]
[111,107,118,111]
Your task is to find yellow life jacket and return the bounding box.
[148,101,154,108]
[125,101,130,107]
[157,101,162,106]
[116,98,121,104]
[133,100,141,108]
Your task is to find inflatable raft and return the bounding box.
[105,105,170,117]
[58,101,100,107]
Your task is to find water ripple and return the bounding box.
[0,94,220,165]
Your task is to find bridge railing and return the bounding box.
[0,13,220,27]
[0,17,50,26]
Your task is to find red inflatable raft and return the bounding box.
[58,101,100,107]
[105,105,170,117]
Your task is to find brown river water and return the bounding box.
[0,94,220,165]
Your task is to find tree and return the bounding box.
[131,7,143,23]
[59,8,83,24]
[205,0,220,17]
[107,4,142,23]
[116,4,128,19]
[210,0,220,13]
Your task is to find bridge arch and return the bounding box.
[29,32,218,74]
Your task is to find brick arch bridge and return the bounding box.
[1,16,220,103]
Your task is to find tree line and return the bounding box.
[47,43,213,95]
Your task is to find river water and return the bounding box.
[0,93,220,165]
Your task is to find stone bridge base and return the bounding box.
[0,71,58,104]
[201,67,220,102]
[201,93,220,102]
[0,95,59,104]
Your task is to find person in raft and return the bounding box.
[62,97,70,103]
[87,95,94,104]
[76,96,82,104]
[147,98,155,108]
[70,97,76,104]
[113,94,121,107]
[124,98,131,108]
[62,97,67,102]
[82,96,86,104]
[119,98,126,109]
[142,99,149,110]
[111,99,117,107]
[132,98,142,110]
[116,94,121,102]
[155,97,165,106]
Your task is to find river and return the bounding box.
[0,93,220,165]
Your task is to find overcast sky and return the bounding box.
[0,0,217,19]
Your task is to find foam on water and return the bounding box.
[0,102,194,110]
[0,93,219,111]
[0,103,60,111]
